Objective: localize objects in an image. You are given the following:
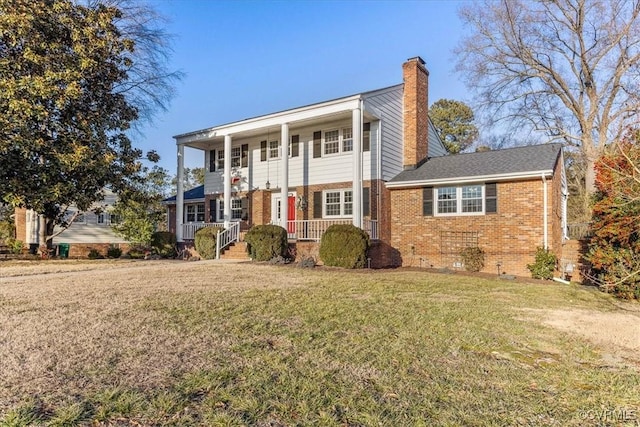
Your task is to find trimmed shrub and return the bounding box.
[106,245,122,259]
[151,231,177,258]
[527,247,557,279]
[195,226,224,260]
[87,248,103,259]
[319,224,369,269]
[244,225,288,261]
[460,246,485,272]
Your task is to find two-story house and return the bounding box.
[165,56,568,275]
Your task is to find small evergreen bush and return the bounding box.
[319,224,369,269]
[195,226,224,260]
[106,245,122,259]
[127,244,149,259]
[527,247,557,279]
[460,246,485,272]
[87,248,103,259]
[151,231,177,258]
[244,225,288,261]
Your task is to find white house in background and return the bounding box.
[14,189,127,255]
[164,57,446,263]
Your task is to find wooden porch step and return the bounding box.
[220,242,250,260]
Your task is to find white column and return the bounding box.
[352,107,362,228]
[223,135,232,228]
[280,123,289,230]
[176,144,185,242]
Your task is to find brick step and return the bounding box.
[220,242,250,260]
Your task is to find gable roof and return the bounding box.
[387,143,563,188]
[162,184,205,204]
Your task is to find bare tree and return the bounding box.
[456,0,640,196]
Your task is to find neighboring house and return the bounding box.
[13,189,129,257]
[166,56,568,275]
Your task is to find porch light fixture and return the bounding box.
[265,180,270,190]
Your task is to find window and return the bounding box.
[324,189,353,217]
[217,150,225,170]
[342,127,353,152]
[231,146,241,168]
[269,140,279,159]
[435,185,485,215]
[109,213,121,224]
[324,130,339,155]
[218,199,243,221]
[97,212,107,225]
[186,204,205,222]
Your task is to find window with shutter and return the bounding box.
[485,183,497,213]
[423,187,433,216]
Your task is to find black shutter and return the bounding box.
[363,123,370,152]
[313,131,322,158]
[260,141,267,162]
[241,144,248,167]
[423,187,433,216]
[363,187,370,216]
[241,197,249,220]
[313,191,322,218]
[485,183,497,214]
[209,150,216,172]
[209,199,216,222]
[291,135,299,157]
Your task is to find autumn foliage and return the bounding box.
[587,130,640,299]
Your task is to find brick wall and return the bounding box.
[65,242,131,258]
[389,178,563,277]
[402,57,429,169]
[14,207,26,242]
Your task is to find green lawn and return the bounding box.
[0,261,638,426]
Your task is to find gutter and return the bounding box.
[385,170,555,188]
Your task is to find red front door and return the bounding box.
[287,196,296,233]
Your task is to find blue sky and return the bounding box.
[137,0,469,173]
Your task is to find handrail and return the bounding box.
[216,221,240,259]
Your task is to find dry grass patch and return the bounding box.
[0,261,639,426]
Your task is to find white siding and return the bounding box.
[428,120,448,157]
[203,118,374,195]
[363,86,404,181]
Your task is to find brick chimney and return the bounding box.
[402,56,429,170]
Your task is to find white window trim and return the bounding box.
[322,127,353,156]
[268,140,280,160]
[217,198,243,222]
[185,203,205,223]
[323,189,353,218]
[435,184,485,217]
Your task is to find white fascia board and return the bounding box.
[385,170,555,189]
[161,198,205,205]
[175,96,362,145]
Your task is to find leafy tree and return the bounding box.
[111,165,172,244]
[172,167,205,191]
[0,0,180,247]
[586,131,640,299]
[429,99,478,154]
[456,0,640,197]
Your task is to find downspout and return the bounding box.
[377,116,382,236]
[542,173,548,250]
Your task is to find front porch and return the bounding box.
[182,218,379,242]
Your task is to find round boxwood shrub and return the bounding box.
[151,231,177,258]
[319,224,369,269]
[195,226,224,260]
[244,225,288,261]
[527,247,557,279]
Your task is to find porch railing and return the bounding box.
[286,219,379,241]
[182,223,211,241]
[216,221,240,259]
[182,219,379,243]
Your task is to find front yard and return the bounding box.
[0,260,638,426]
